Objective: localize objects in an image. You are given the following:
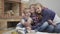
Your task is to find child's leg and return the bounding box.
[46,25,54,33]
[16,23,27,34]
[54,23,60,33]
[35,22,49,32]
[16,27,27,34]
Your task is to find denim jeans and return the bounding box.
[34,22,49,32]
[33,22,55,32]
[46,23,60,33]
[46,25,54,33]
[54,23,60,33]
[16,29,27,34]
[16,23,27,34]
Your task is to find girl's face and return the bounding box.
[35,5,42,13]
[30,5,35,13]
[30,8,35,13]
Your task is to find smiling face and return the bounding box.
[35,5,42,13]
[24,8,31,17]
[35,3,43,14]
[30,4,35,13]
[25,10,31,17]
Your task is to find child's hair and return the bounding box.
[35,3,44,9]
[35,3,44,20]
[23,8,30,14]
[29,4,36,9]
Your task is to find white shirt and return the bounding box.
[53,14,60,24]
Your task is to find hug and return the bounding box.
[16,3,60,34]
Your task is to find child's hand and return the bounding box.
[24,22,30,27]
[52,23,56,27]
[26,27,31,33]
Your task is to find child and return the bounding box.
[34,3,60,32]
[16,8,32,34]
[33,3,55,32]
[29,4,43,30]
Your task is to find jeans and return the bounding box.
[16,23,27,34]
[54,23,60,33]
[46,23,60,33]
[33,22,54,32]
[35,22,49,32]
[16,29,27,34]
[46,25,54,33]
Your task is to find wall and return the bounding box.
[0,19,20,29]
[12,3,20,16]
[0,0,4,16]
[29,0,60,17]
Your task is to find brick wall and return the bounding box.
[0,0,21,29]
[0,19,21,29]
[0,0,4,16]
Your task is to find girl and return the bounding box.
[29,4,45,32]
[35,3,60,33]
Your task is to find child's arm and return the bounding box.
[48,20,56,26]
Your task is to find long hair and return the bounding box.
[35,3,44,19]
[35,3,44,9]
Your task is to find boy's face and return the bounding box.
[25,10,31,17]
[35,5,42,13]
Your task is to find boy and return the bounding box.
[16,8,32,34]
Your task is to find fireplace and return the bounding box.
[7,21,19,28]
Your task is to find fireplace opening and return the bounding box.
[7,21,20,28]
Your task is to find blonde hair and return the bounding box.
[23,8,30,14]
[35,3,44,9]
